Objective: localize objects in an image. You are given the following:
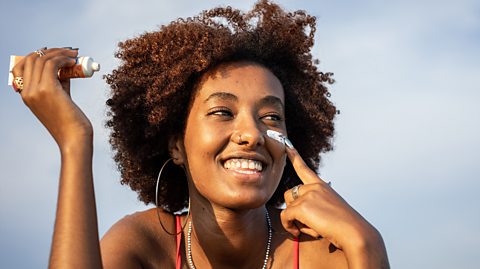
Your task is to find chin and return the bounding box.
[218,191,272,210]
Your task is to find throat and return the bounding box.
[186,208,272,269]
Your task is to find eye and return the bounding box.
[261,113,283,122]
[207,107,234,118]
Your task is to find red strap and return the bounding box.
[175,215,182,269]
[294,236,299,269]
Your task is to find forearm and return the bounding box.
[49,136,102,268]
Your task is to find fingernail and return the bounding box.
[72,48,79,50]
[285,138,294,149]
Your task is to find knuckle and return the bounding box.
[25,54,37,64]
[36,55,48,65]
[297,203,311,216]
[21,91,35,105]
[281,207,292,218]
[44,59,58,69]
[304,190,317,200]
[307,183,323,192]
[23,85,48,101]
[36,83,56,96]
[33,60,47,71]
[305,187,323,199]
[309,183,322,192]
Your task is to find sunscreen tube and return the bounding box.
[8,56,100,85]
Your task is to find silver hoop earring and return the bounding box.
[155,158,191,235]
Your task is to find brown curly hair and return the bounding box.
[105,0,336,212]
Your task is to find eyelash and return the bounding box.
[261,113,283,122]
[207,108,283,122]
[207,107,233,117]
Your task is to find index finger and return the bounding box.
[285,138,328,185]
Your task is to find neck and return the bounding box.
[188,196,270,268]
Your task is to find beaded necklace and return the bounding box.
[186,210,272,269]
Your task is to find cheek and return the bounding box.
[267,139,287,164]
[185,121,227,156]
[183,120,231,183]
[273,155,287,186]
[269,142,287,186]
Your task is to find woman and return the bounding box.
[11,1,389,268]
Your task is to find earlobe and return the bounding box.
[168,136,185,165]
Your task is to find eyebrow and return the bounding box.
[258,95,284,111]
[204,92,238,103]
[204,91,284,111]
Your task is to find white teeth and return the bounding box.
[223,158,263,172]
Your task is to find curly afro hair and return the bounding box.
[105,0,336,212]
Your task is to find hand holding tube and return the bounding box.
[9,53,100,87]
[10,47,102,268]
[10,47,94,151]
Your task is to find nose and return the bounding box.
[231,114,265,148]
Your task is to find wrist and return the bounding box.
[58,132,94,157]
[343,226,390,269]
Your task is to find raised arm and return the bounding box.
[12,48,102,268]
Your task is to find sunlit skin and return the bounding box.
[12,48,389,269]
[175,61,287,210]
[169,61,290,267]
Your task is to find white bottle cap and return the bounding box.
[91,62,100,71]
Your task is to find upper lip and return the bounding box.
[220,151,269,166]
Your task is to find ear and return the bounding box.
[168,136,186,165]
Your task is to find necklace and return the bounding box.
[186,209,272,269]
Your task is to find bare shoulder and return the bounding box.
[100,208,178,269]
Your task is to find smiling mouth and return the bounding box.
[223,158,263,174]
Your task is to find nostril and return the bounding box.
[232,127,265,147]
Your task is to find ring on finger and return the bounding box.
[292,184,302,200]
[34,48,46,57]
[12,76,24,93]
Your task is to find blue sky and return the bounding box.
[1,0,479,268]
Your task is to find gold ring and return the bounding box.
[34,49,45,57]
[12,76,24,93]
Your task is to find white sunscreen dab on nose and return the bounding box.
[266,130,285,144]
[8,55,100,85]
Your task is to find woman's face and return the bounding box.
[175,61,287,210]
